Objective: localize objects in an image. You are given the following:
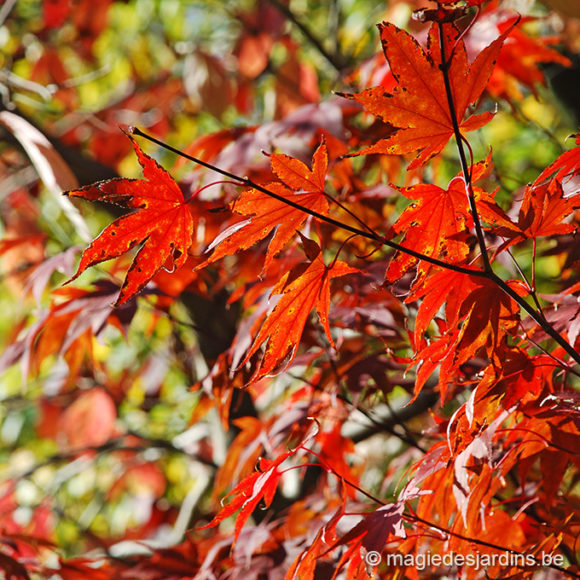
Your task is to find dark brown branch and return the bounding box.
[437,20,491,272]
[130,126,483,278]
[130,126,580,367]
[435,17,580,366]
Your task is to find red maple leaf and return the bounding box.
[482,13,572,102]
[412,270,520,356]
[65,133,195,305]
[493,158,579,249]
[343,20,514,169]
[386,174,474,282]
[198,141,329,273]
[287,502,345,579]
[499,140,580,244]
[330,502,406,577]
[241,237,359,382]
[407,271,520,400]
[534,135,580,187]
[517,180,576,239]
[197,448,295,547]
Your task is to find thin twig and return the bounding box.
[267,0,347,72]
[437,20,491,272]
[130,126,483,278]
[131,126,580,367]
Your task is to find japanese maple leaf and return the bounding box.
[482,14,572,102]
[494,141,580,245]
[407,271,519,401]
[534,135,580,191]
[494,179,577,249]
[331,502,406,577]
[287,502,345,579]
[65,133,195,305]
[242,238,358,382]
[386,175,474,283]
[407,270,468,346]
[518,180,576,238]
[412,270,519,356]
[342,21,514,169]
[198,141,329,274]
[387,155,517,282]
[454,279,520,365]
[197,448,294,547]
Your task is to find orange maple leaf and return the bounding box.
[198,141,329,273]
[287,501,345,579]
[343,20,514,169]
[197,448,295,547]
[454,278,520,366]
[487,16,572,101]
[407,271,520,401]
[411,270,520,355]
[534,135,580,187]
[493,160,578,249]
[65,133,195,305]
[387,155,517,281]
[499,137,580,242]
[517,181,576,239]
[243,238,358,382]
[386,175,474,282]
[331,502,406,578]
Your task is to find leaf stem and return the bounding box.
[506,246,544,316]
[322,191,379,237]
[301,446,386,505]
[489,271,580,364]
[531,237,537,295]
[437,18,491,273]
[130,126,482,277]
[131,127,580,366]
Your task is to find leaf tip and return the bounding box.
[333,90,353,100]
[113,295,127,308]
[127,125,145,139]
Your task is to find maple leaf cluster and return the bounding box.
[1,1,580,579]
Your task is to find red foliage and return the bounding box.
[342,19,514,168]
[65,134,196,305]
[1,1,580,579]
